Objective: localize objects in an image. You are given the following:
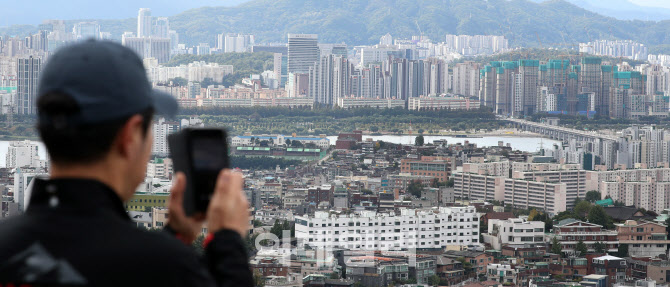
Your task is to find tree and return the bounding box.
[616,244,629,257]
[427,275,440,286]
[253,270,264,287]
[574,201,592,219]
[445,178,455,187]
[551,236,563,256]
[418,128,424,134]
[593,241,606,253]
[544,217,553,232]
[369,126,379,132]
[585,191,602,203]
[330,272,339,279]
[415,135,424,146]
[169,77,188,86]
[270,220,284,238]
[284,139,291,146]
[588,205,613,229]
[407,180,424,198]
[528,209,540,221]
[575,240,588,256]
[253,219,263,227]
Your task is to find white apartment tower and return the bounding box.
[137,8,152,38]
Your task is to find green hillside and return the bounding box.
[167,0,670,49]
[4,0,670,52]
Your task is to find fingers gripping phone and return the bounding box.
[168,128,229,216]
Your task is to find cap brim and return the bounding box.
[151,90,178,119]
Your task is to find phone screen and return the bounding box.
[191,137,226,171]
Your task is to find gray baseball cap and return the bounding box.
[37,39,177,125]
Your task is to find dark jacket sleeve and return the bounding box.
[204,229,254,287]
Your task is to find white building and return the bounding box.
[231,135,329,149]
[220,33,255,53]
[486,264,517,284]
[295,206,481,251]
[152,118,180,155]
[148,61,233,84]
[360,46,398,67]
[13,168,47,211]
[6,140,41,169]
[146,158,173,179]
[484,217,544,250]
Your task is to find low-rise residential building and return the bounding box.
[648,261,670,284]
[435,256,465,285]
[592,255,627,287]
[344,256,409,287]
[484,217,544,250]
[616,220,670,257]
[443,250,494,276]
[501,244,554,264]
[550,257,589,279]
[408,95,481,110]
[251,258,290,277]
[581,274,609,287]
[295,207,481,251]
[336,98,405,109]
[551,219,619,255]
[486,264,517,285]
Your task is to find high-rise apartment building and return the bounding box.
[221,33,255,53]
[168,30,179,51]
[452,62,480,98]
[153,17,169,38]
[580,57,608,115]
[152,118,180,155]
[122,37,171,63]
[17,56,41,115]
[309,55,350,106]
[72,22,100,40]
[137,8,152,38]
[288,34,319,74]
[495,61,519,115]
[518,60,539,115]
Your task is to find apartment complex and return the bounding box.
[295,207,480,250]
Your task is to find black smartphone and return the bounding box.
[168,128,229,216]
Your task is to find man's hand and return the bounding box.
[207,169,250,237]
[167,172,205,244]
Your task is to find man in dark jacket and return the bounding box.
[0,40,254,286]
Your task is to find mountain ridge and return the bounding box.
[4,0,670,53]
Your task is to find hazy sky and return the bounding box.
[3,0,670,27]
[630,0,670,9]
[0,0,249,27]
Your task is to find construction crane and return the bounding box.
[415,20,424,40]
